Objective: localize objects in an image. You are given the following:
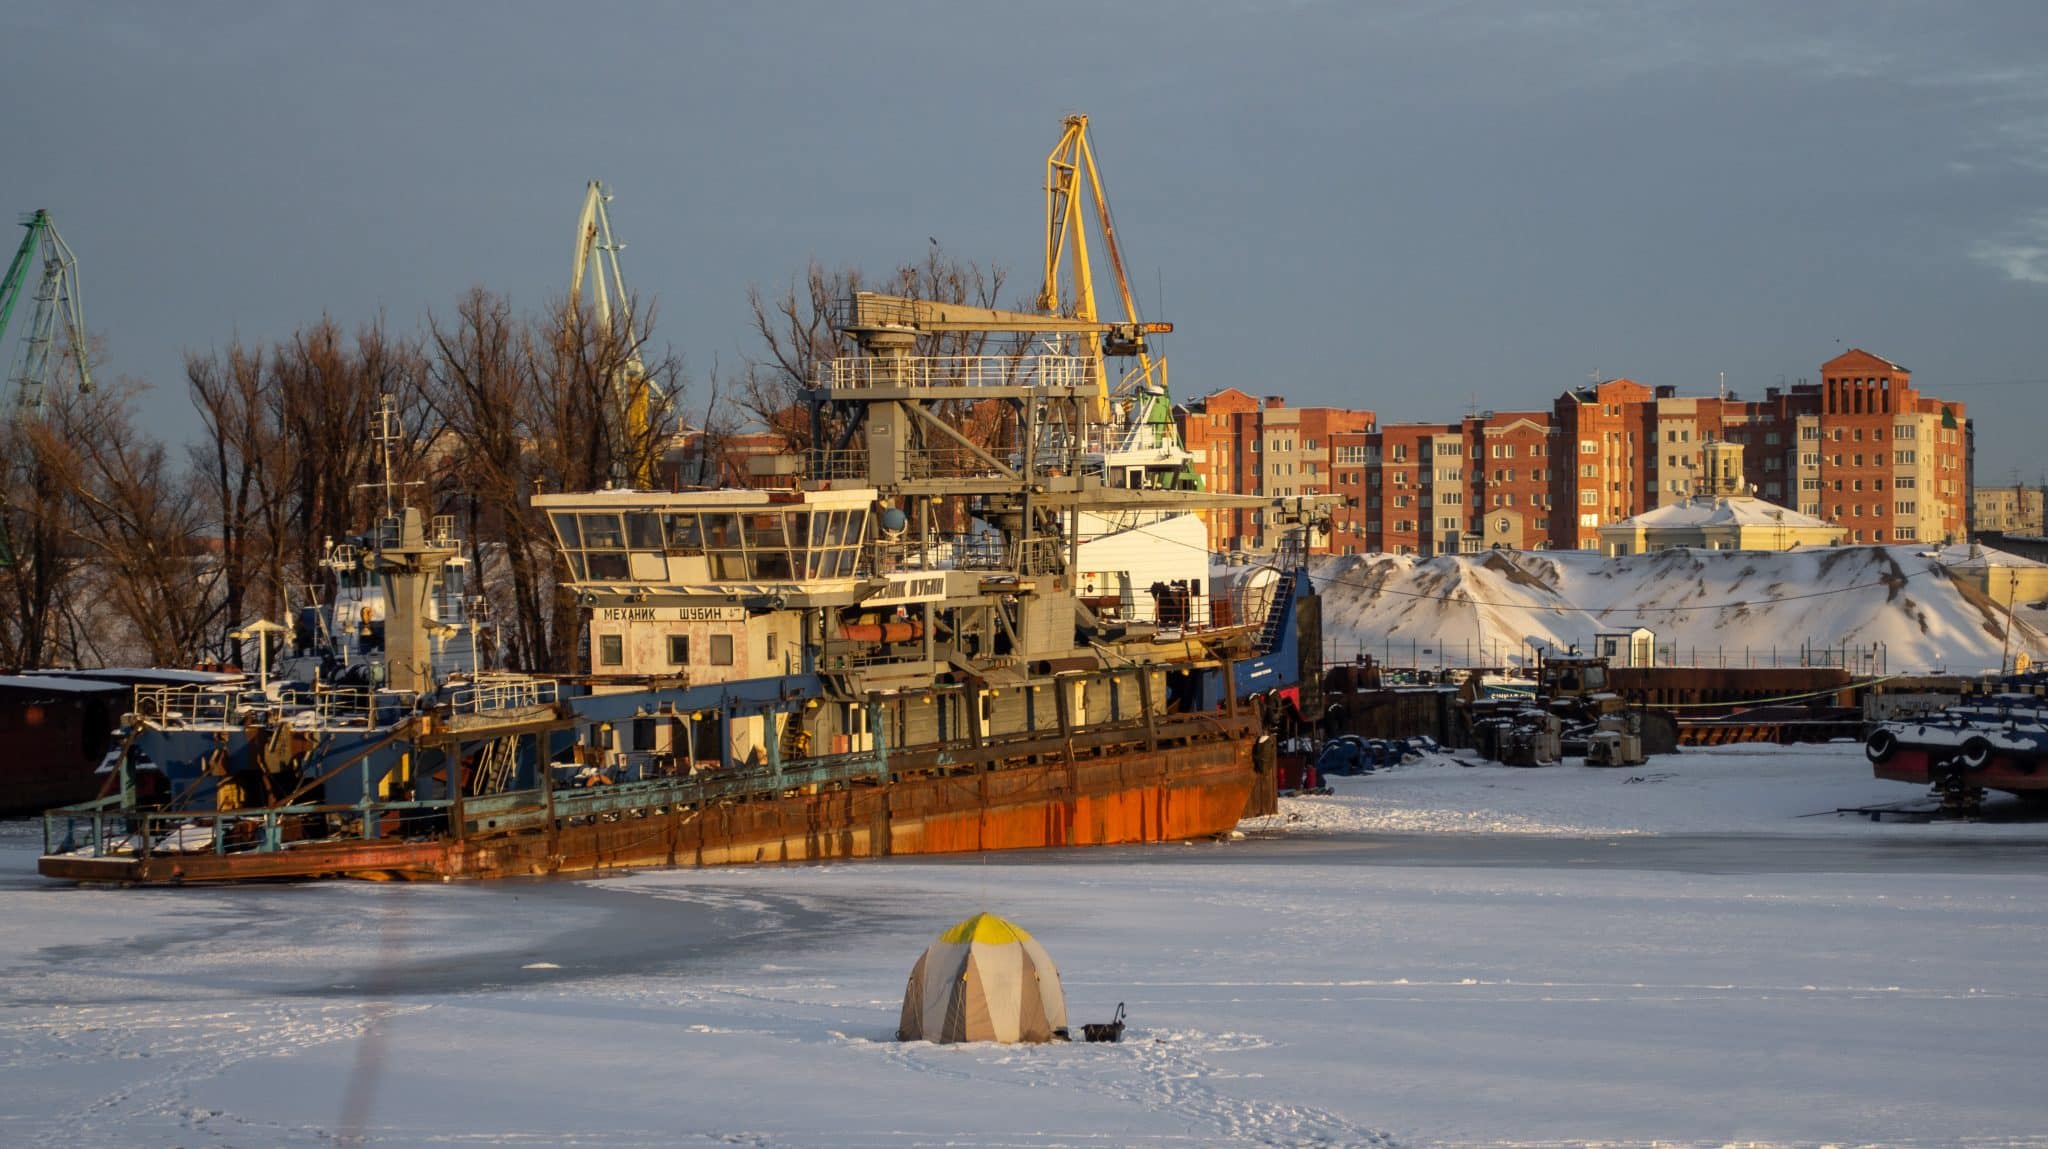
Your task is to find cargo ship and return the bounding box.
[38,290,1326,883]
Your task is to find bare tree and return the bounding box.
[740,244,1011,450]
[188,339,278,656]
[0,415,83,667]
[423,288,684,672]
[51,380,219,665]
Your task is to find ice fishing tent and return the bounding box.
[897,912,1068,1044]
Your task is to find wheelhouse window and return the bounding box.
[550,502,870,584]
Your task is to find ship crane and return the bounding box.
[0,209,93,415]
[572,181,653,486]
[1039,114,1162,422]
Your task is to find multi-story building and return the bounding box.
[1180,348,1968,558]
[1175,390,1374,553]
[1973,485,2047,537]
[1548,350,1968,549]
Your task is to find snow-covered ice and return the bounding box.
[4,744,2048,1148]
[1246,741,2048,838]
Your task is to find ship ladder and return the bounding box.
[1255,569,1297,655]
[470,737,518,795]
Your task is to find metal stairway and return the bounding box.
[1255,568,1296,655]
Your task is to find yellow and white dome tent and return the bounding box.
[897,912,1068,1044]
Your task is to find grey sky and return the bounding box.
[5,1,2045,481]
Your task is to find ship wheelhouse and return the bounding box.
[542,487,875,591]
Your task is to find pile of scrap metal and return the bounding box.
[1866,684,2048,813]
[1468,702,1563,767]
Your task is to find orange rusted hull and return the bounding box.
[41,716,1262,884]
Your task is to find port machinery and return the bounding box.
[39,115,1337,883]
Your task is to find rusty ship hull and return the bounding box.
[42,709,1265,884]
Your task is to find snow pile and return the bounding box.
[1244,742,2048,839]
[1312,544,2047,673]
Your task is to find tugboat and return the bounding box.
[1865,671,2048,814]
[39,292,1328,883]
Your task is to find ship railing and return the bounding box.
[42,703,1200,865]
[805,443,1016,483]
[42,795,468,862]
[446,674,557,715]
[131,683,256,727]
[819,353,1089,392]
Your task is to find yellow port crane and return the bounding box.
[1039,114,1164,422]
[572,181,653,486]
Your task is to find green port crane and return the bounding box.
[0,209,93,415]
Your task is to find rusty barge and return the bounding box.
[40,285,1327,884]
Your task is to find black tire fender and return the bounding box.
[1960,735,1994,770]
[1864,728,1898,764]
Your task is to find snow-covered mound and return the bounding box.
[1312,544,2045,674]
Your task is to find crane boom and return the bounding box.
[0,211,50,345]
[1039,115,1165,419]
[571,182,652,484]
[3,209,92,414]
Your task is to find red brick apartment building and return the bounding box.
[1552,350,1967,550]
[1178,348,1969,557]
[1177,390,1374,552]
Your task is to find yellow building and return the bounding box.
[1599,441,1846,554]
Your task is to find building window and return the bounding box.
[1580,491,1598,505]
[598,634,623,666]
[711,634,735,666]
[668,635,689,664]
[1580,440,1597,454]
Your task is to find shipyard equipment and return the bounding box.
[572,181,653,485]
[0,209,92,412]
[1040,114,1170,421]
[40,124,1335,884]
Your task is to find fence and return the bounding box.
[1321,637,1897,676]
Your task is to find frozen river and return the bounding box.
[4,746,2047,1148]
